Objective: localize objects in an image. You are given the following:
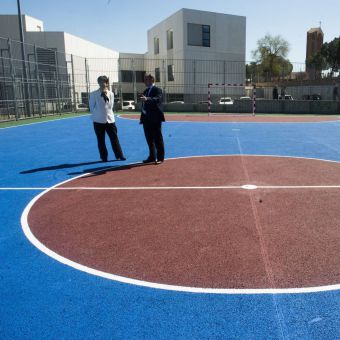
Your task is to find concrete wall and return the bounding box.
[64,33,119,90]
[0,15,44,41]
[182,9,246,61]
[146,8,245,61]
[145,9,246,97]
[158,100,340,114]
[146,9,185,60]
[24,15,44,32]
[255,100,339,114]
[118,52,146,99]
[0,15,22,40]
[25,31,66,53]
[261,85,337,101]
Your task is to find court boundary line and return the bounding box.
[4,184,340,190]
[117,114,340,124]
[20,154,340,295]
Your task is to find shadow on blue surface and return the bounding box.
[20,160,107,174]
[67,161,154,176]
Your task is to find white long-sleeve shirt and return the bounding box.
[89,89,115,124]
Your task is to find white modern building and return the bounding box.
[144,8,246,102]
[0,9,246,107]
[0,14,119,106]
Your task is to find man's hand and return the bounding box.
[140,95,148,102]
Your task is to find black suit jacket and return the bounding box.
[140,86,165,124]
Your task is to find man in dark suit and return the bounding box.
[139,74,165,164]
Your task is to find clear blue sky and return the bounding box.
[1,0,339,62]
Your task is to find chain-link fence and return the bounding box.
[0,36,339,121]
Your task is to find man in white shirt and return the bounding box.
[89,75,125,162]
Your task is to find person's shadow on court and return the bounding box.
[20,160,154,177]
[20,160,120,175]
[68,162,152,177]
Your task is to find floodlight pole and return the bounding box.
[17,0,31,116]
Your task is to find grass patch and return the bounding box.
[0,112,90,128]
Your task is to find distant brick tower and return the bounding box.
[306,27,324,79]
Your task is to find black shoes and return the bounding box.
[142,158,164,164]
[143,158,156,163]
[102,157,126,162]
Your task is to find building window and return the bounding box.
[121,70,145,83]
[81,92,89,105]
[167,64,174,81]
[167,29,173,50]
[202,25,210,47]
[155,68,160,82]
[154,37,159,55]
[135,71,146,83]
[187,23,210,47]
[121,70,133,82]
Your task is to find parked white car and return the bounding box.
[122,100,135,110]
[167,101,185,104]
[218,97,234,105]
[76,103,89,111]
[63,103,89,112]
[278,94,294,100]
[197,100,213,105]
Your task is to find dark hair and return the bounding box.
[144,74,155,82]
[97,75,109,84]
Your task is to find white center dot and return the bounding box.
[241,184,258,190]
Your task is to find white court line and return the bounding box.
[20,154,340,295]
[3,184,340,190]
[117,114,340,124]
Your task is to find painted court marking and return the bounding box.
[19,155,340,295]
[3,184,340,190]
[117,114,340,124]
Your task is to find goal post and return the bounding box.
[207,83,256,116]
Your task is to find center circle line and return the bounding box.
[20,155,340,295]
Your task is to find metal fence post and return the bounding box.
[7,39,19,120]
[34,44,42,117]
[193,60,196,102]
[162,59,166,103]
[41,73,47,114]
[70,54,76,110]
[54,50,61,113]
[223,60,226,99]
[85,58,90,105]
[132,58,137,103]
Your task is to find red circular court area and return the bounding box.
[27,156,340,290]
[119,113,340,123]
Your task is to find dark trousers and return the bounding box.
[143,120,165,161]
[93,122,124,161]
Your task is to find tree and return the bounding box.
[246,62,257,83]
[306,52,326,79]
[307,37,340,77]
[321,37,340,76]
[252,34,292,81]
